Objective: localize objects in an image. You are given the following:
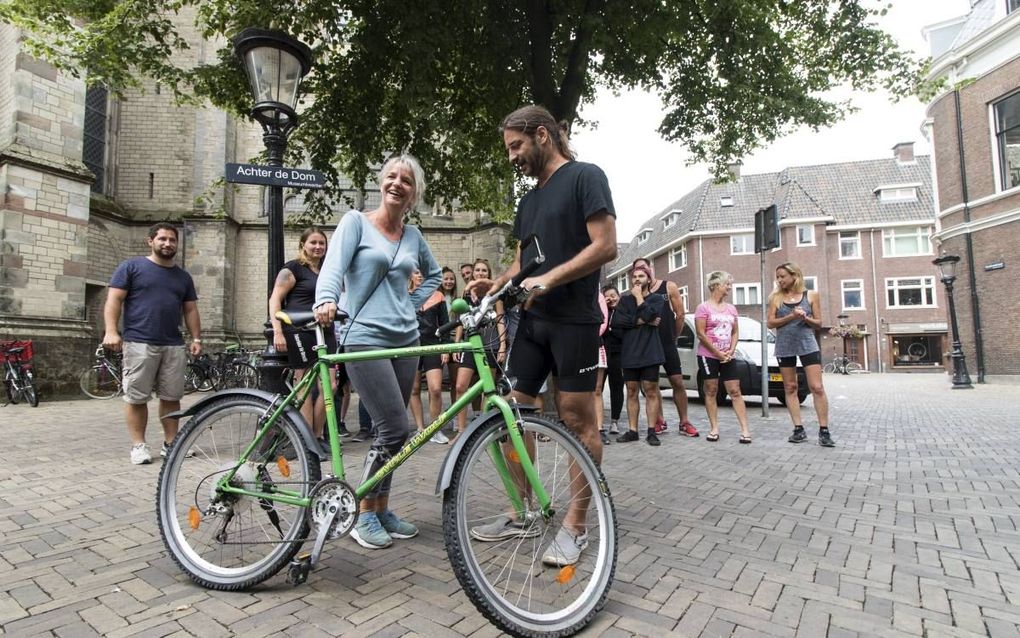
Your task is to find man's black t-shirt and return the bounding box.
[512,161,615,324]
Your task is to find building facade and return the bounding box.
[606,147,949,374]
[924,0,1020,379]
[0,22,509,395]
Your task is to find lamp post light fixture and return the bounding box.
[932,253,973,389]
[234,27,313,391]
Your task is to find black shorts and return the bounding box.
[418,352,444,372]
[697,355,740,382]
[283,326,337,369]
[462,348,499,373]
[661,333,683,376]
[777,351,821,368]
[507,314,599,396]
[623,365,659,383]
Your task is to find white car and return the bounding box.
[661,315,808,405]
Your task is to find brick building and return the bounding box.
[0,22,509,395]
[924,0,1020,379]
[606,147,949,374]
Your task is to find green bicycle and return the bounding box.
[156,244,618,637]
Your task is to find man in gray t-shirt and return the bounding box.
[104,223,202,465]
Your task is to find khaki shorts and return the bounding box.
[122,341,187,404]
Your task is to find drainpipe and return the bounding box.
[953,89,986,382]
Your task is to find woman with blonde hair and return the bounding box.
[695,270,751,443]
[315,153,443,549]
[766,262,833,447]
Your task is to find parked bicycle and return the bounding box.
[157,240,618,637]
[824,353,863,374]
[185,347,259,393]
[79,345,123,399]
[2,339,39,407]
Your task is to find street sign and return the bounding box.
[225,163,325,189]
[754,204,779,253]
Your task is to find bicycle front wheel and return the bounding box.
[846,361,864,374]
[22,369,38,407]
[443,415,617,637]
[80,365,121,399]
[156,396,320,590]
[822,362,837,374]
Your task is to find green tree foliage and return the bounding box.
[1,0,925,218]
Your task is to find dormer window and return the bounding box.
[637,228,653,244]
[660,210,681,229]
[874,183,920,203]
[720,195,734,207]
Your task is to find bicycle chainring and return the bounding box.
[306,478,359,541]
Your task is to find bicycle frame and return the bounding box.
[214,324,551,520]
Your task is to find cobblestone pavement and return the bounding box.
[2,373,1019,637]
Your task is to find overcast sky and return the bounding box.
[571,0,971,240]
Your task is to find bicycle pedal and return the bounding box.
[286,554,311,586]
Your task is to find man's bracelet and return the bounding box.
[192,338,202,343]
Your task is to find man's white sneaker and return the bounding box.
[541,527,588,567]
[130,443,152,465]
[430,431,449,444]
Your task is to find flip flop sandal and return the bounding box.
[739,435,752,444]
[706,433,719,442]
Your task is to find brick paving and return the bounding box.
[2,373,1019,637]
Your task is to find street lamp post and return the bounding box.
[932,254,973,389]
[837,313,849,364]
[234,27,313,391]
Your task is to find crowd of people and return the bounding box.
[103,104,836,565]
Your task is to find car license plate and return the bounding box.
[769,373,783,382]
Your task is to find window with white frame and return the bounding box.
[662,211,680,229]
[882,226,932,257]
[616,274,628,292]
[678,285,689,313]
[878,186,918,203]
[730,233,754,255]
[1010,0,1020,15]
[994,91,1020,191]
[668,243,687,271]
[886,277,936,308]
[839,231,861,259]
[720,195,734,207]
[732,283,760,305]
[637,229,653,244]
[841,280,864,310]
[796,224,815,246]
[803,276,817,291]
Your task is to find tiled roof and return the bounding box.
[609,155,933,276]
[950,0,998,50]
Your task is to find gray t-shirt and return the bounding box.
[315,211,441,347]
[774,293,820,357]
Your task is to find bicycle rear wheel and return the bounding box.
[228,362,260,389]
[80,365,121,399]
[822,362,837,374]
[156,396,320,590]
[846,361,864,374]
[443,415,617,637]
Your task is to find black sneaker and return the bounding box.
[616,430,639,443]
[599,430,611,445]
[788,427,807,444]
[351,430,369,442]
[646,430,661,446]
[818,429,835,447]
[338,421,351,438]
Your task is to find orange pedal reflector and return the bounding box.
[555,565,576,584]
[188,507,201,530]
[507,450,520,463]
[277,456,291,477]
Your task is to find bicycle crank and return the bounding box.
[300,478,358,573]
